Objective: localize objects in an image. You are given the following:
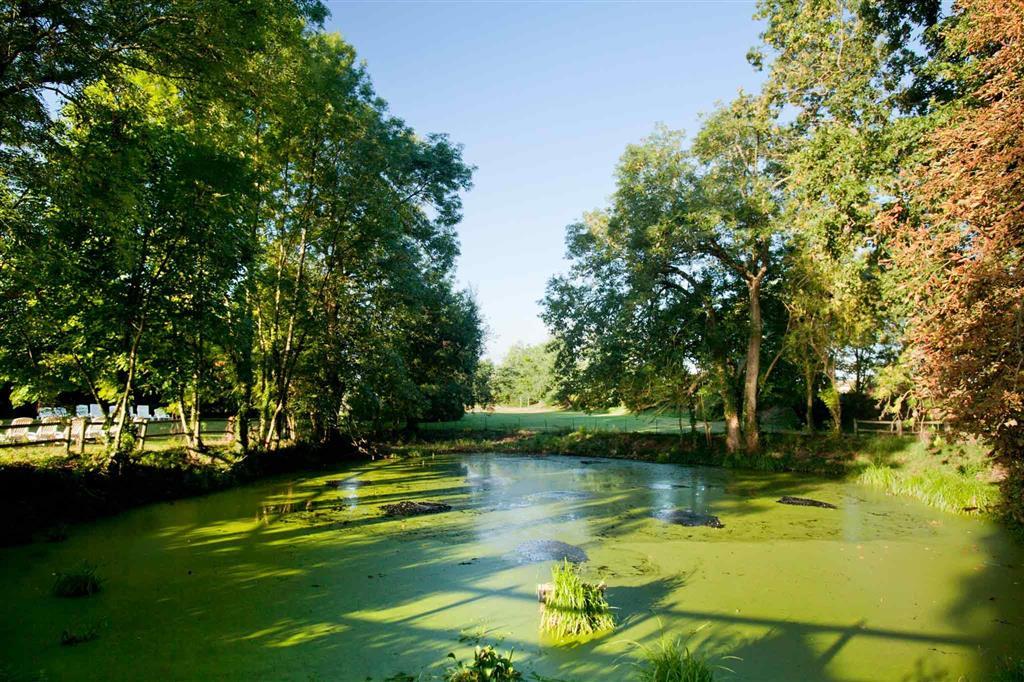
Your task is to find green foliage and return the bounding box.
[632,635,715,682]
[472,361,497,410]
[444,646,522,682]
[492,344,556,407]
[539,561,614,639]
[52,562,102,598]
[0,5,483,454]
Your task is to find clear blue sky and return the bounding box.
[323,1,765,361]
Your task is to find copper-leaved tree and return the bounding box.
[885,0,1024,524]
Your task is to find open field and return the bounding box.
[420,406,725,434]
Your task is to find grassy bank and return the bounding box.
[395,428,1002,518]
[0,442,362,546]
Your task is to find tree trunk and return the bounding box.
[826,359,842,432]
[190,380,204,453]
[742,276,764,453]
[724,401,742,453]
[804,363,815,433]
[718,369,742,453]
[110,323,144,455]
[237,380,252,450]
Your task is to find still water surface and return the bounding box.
[0,453,1021,681]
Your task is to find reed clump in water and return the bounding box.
[633,634,716,682]
[539,560,613,638]
[444,645,522,681]
[60,623,99,646]
[995,657,1024,682]
[51,562,102,598]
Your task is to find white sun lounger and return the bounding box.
[4,417,34,443]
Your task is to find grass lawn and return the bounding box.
[421,405,726,434]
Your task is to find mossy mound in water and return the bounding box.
[380,501,452,517]
[514,539,588,563]
[777,496,837,509]
[657,510,724,528]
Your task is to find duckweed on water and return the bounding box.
[539,560,614,638]
[51,562,102,598]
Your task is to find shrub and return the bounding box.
[633,635,715,682]
[539,560,614,639]
[444,645,522,682]
[51,562,102,597]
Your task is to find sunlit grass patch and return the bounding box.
[51,562,102,597]
[857,462,999,513]
[539,560,614,639]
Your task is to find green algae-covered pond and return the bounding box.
[1,453,1022,681]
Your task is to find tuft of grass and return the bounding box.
[444,645,522,682]
[60,623,99,646]
[540,560,614,639]
[633,634,716,682]
[51,562,102,598]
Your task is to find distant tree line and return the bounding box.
[541,0,1024,521]
[0,0,484,457]
[474,343,556,408]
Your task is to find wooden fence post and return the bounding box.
[64,418,73,454]
[854,420,859,436]
[138,419,148,451]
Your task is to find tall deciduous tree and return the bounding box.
[544,98,785,454]
[882,0,1024,524]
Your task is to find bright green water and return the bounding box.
[1,453,1021,681]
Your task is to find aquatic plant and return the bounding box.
[51,562,102,598]
[539,560,614,638]
[995,657,1024,682]
[60,623,99,646]
[632,634,716,682]
[444,645,522,681]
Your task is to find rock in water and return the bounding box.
[777,496,837,509]
[513,540,588,563]
[380,501,451,517]
[657,510,724,528]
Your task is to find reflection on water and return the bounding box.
[0,453,1021,682]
